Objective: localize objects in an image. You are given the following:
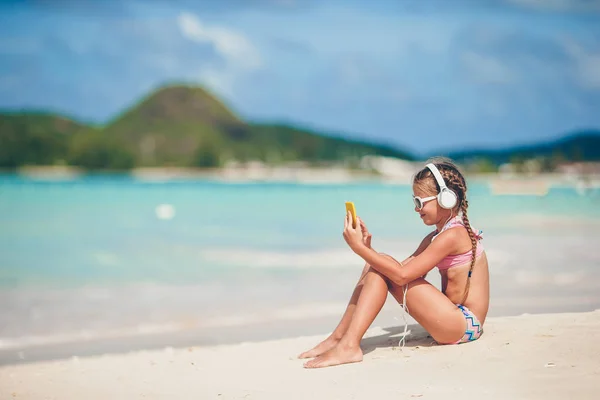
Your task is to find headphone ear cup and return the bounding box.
[438,189,457,209]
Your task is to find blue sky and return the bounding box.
[1,0,599,155]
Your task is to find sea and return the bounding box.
[1,174,599,363]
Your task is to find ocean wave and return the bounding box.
[200,245,413,269]
[514,270,585,287]
[0,302,347,350]
[201,248,357,268]
[0,323,182,350]
[201,302,347,327]
[486,213,600,229]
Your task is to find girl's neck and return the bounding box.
[435,214,458,232]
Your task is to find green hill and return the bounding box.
[0,112,89,168]
[0,84,414,170]
[100,84,413,167]
[2,84,599,172]
[99,85,245,167]
[245,123,413,165]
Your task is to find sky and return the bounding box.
[1,0,599,155]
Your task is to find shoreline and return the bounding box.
[1,310,598,399]
[2,296,599,366]
[3,165,600,189]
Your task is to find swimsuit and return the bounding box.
[433,216,485,344]
[453,304,483,344]
[432,216,484,270]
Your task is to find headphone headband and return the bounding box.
[425,162,458,209]
[426,163,448,191]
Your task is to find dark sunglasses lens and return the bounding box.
[413,197,422,209]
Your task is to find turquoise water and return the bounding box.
[1,174,598,287]
[1,174,599,354]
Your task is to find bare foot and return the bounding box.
[303,343,363,369]
[298,336,340,359]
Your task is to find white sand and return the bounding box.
[1,310,599,400]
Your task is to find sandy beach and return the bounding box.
[3,0,600,398]
[1,310,598,400]
[2,175,599,399]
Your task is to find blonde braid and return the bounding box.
[460,198,477,304]
[439,165,476,304]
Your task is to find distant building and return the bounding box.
[557,162,600,176]
[360,155,419,180]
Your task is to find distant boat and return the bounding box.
[489,178,549,196]
[574,178,600,196]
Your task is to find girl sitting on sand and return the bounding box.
[300,158,490,369]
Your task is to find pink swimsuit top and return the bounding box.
[432,216,484,271]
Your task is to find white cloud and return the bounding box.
[177,12,261,70]
[198,69,237,98]
[562,40,600,90]
[176,12,262,97]
[462,51,517,84]
[506,0,600,12]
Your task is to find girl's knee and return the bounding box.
[378,253,402,267]
[388,279,408,292]
[365,267,388,283]
[360,262,371,276]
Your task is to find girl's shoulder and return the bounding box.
[433,224,484,251]
[434,216,483,240]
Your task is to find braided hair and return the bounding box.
[413,157,477,304]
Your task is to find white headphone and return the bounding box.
[426,163,458,209]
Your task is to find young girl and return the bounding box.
[300,158,490,369]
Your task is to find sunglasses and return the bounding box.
[413,195,437,210]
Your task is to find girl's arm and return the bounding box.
[399,230,436,265]
[401,231,436,279]
[355,229,460,286]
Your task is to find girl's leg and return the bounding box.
[387,278,467,344]
[304,274,467,369]
[304,267,389,368]
[298,262,372,359]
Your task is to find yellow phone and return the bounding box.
[345,201,357,229]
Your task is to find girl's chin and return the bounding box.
[420,217,435,226]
